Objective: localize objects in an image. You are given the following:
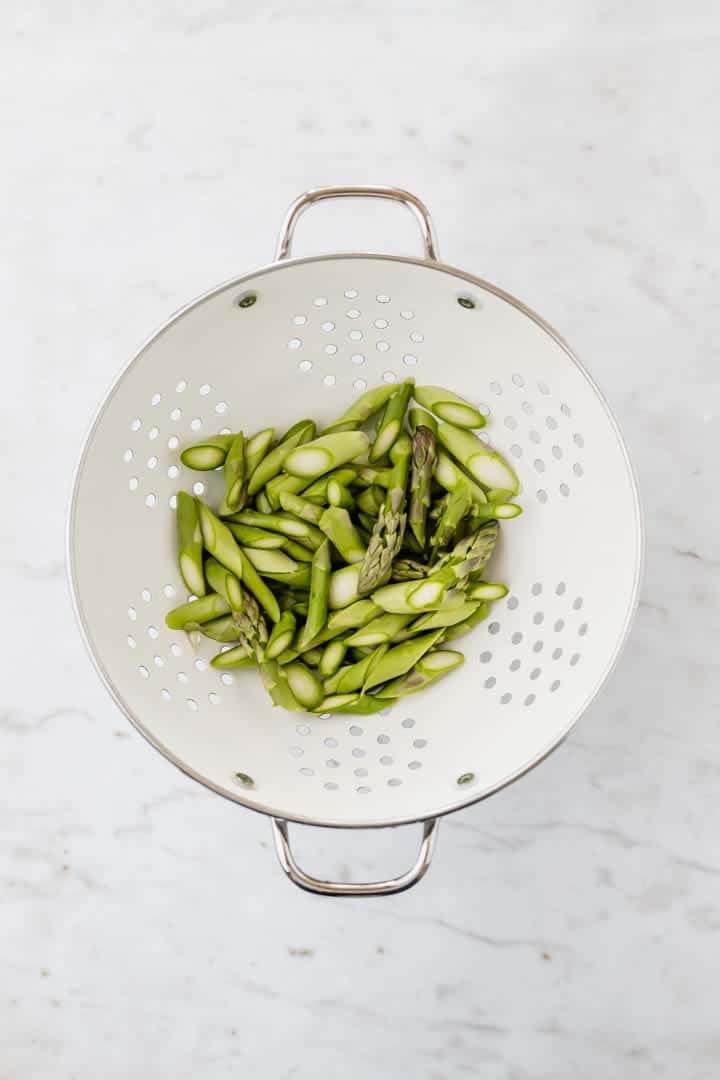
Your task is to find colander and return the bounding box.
[68,186,643,896]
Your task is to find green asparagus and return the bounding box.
[358,433,411,592]
[369,379,414,461]
[223,432,247,513]
[180,434,235,471]
[176,492,206,596]
[413,385,486,428]
[284,431,370,479]
[165,592,230,629]
[318,507,366,564]
[436,421,519,494]
[297,540,331,649]
[409,424,437,548]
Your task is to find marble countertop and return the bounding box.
[3,3,718,1077]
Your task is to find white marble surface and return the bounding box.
[2,2,719,1077]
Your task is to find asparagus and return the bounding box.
[356,486,384,516]
[430,484,472,551]
[247,418,316,495]
[318,639,347,678]
[244,427,275,478]
[391,558,430,582]
[265,472,308,509]
[313,694,390,715]
[231,584,269,654]
[227,523,286,549]
[408,407,438,436]
[434,450,488,503]
[262,566,312,589]
[409,601,482,632]
[413,385,486,428]
[440,602,489,642]
[357,511,377,534]
[297,540,331,649]
[467,500,522,524]
[199,614,240,642]
[303,646,324,666]
[242,548,299,575]
[300,599,381,649]
[255,492,273,514]
[180,434,235,471]
[197,503,280,622]
[443,521,499,575]
[323,382,400,433]
[326,478,353,509]
[223,432,247,513]
[372,578,448,613]
[436,421,519,494]
[300,468,357,504]
[369,379,414,461]
[227,510,324,548]
[466,581,509,601]
[362,630,444,690]
[176,492,206,596]
[284,431,370,479]
[210,644,254,669]
[344,612,414,647]
[281,538,314,563]
[328,563,362,610]
[204,556,243,609]
[265,610,297,660]
[409,424,437,548]
[358,433,411,593]
[351,466,392,488]
[318,507,366,564]
[279,491,324,524]
[260,659,302,710]
[165,592,230,629]
[374,649,465,697]
[285,662,324,709]
[324,645,388,695]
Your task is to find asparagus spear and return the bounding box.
[283,431,370,479]
[413,385,486,428]
[176,492,206,596]
[247,419,316,495]
[180,434,235,470]
[300,599,381,649]
[326,478,353,509]
[358,433,411,593]
[356,485,384,516]
[362,630,444,691]
[408,407,438,436]
[391,559,430,582]
[408,601,482,632]
[279,491,324,524]
[255,491,273,514]
[242,548,299,575]
[227,510,324,548]
[265,610,297,660]
[223,432,247,513]
[344,612,414,647]
[434,450,488,503]
[409,424,437,548]
[369,379,414,461]
[244,428,275,477]
[302,646,324,666]
[197,503,280,622]
[297,540,331,649]
[318,507,366,564]
[285,661,324,709]
[204,556,243,609]
[199,614,240,642]
[313,694,390,715]
[430,483,472,551]
[466,581,508,601]
[466,500,522,524]
[281,538,314,563]
[328,563,362,610]
[165,592,230,629]
[210,644,254,669]
[264,472,308,509]
[440,602,489,642]
[318,639,348,678]
[300,468,357,504]
[324,645,388,695]
[261,566,312,589]
[436,421,519,494]
[351,466,392,488]
[227,523,286,549]
[374,649,465,697]
[260,659,302,710]
[371,578,448,613]
[231,584,269,654]
[323,382,400,433]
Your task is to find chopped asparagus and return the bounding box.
[165,592,230,629]
[255,491,273,514]
[227,509,324,548]
[358,433,411,592]
[318,639,348,678]
[362,630,444,690]
[180,434,235,470]
[356,485,385,516]
[301,468,357,504]
[242,548,299,575]
[324,382,400,433]
[223,432,247,513]
[318,507,366,564]
[327,478,353,508]
[372,578,447,613]
[314,694,390,715]
[374,649,465,697]
[466,581,509,601]
[328,563,362,610]
[199,614,240,642]
[408,406,438,436]
[413,385,486,428]
[197,503,280,622]
[265,610,297,660]
[297,540,331,649]
[281,538,314,563]
[284,431,370,479]
[176,492,206,597]
[369,379,414,461]
[344,612,414,647]
[244,428,275,477]
[440,602,489,642]
[285,661,324,709]
[210,644,254,669]
[436,421,519,494]
[434,450,488,503]
[227,523,286,549]
[247,418,316,495]
[409,424,437,548]
[278,491,324,524]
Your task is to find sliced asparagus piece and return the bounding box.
[247,418,316,495]
[437,421,519,494]
[210,644,254,669]
[430,484,472,551]
[255,491,273,514]
[369,379,414,461]
[374,649,465,698]
[408,406,438,436]
[314,694,390,715]
[467,500,522,524]
[344,612,414,647]
[227,510,324,548]
[357,511,377,534]
[301,599,381,649]
[265,610,297,660]
[261,566,312,589]
[244,427,275,478]
[227,523,286,549]
[242,548,299,575]
[391,558,430,582]
[328,563,362,610]
[285,661,324,709]
[351,466,392,489]
[165,592,230,629]
[199,614,240,642]
[326,478,353,509]
[434,450,488,503]
[197,503,280,622]
[324,644,388,695]
[264,472,308,509]
[413,385,486,428]
[358,432,411,592]
[223,432,247,513]
[356,485,384,516]
[323,382,400,433]
[284,431,370,479]
[180,434,235,470]
[318,639,348,678]
[260,659,302,710]
[297,540,331,649]
[301,467,357,504]
[204,556,243,609]
[440,602,489,642]
[176,492,206,596]
[466,581,509,601]
[372,578,447,613]
[278,491,324,524]
[318,507,366,565]
[409,601,482,632]
[302,646,324,667]
[281,538,314,563]
[409,424,437,548]
[362,630,444,691]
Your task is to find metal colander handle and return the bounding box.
[274,185,440,262]
[271,818,439,897]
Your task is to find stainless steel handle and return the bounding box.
[275,185,440,262]
[271,817,439,897]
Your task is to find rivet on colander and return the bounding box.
[237,293,257,308]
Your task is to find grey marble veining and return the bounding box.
[2,2,719,1077]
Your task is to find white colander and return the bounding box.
[68,187,643,896]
